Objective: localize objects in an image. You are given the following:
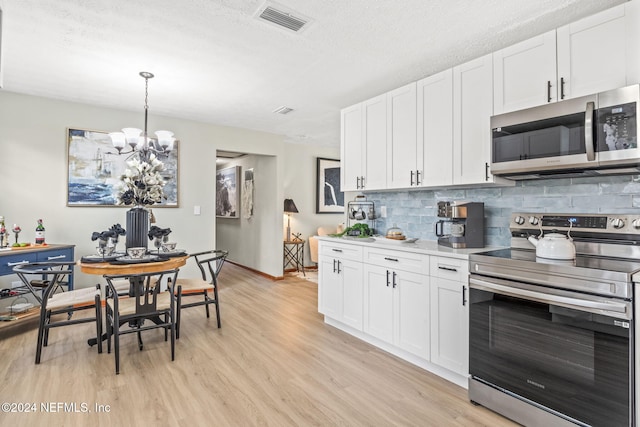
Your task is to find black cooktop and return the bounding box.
[471,248,640,277]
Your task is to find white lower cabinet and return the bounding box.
[318,240,470,386]
[430,256,470,376]
[363,264,430,359]
[318,241,364,331]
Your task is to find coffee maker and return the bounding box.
[435,201,484,248]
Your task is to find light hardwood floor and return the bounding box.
[0,263,517,426]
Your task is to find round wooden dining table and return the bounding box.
[79,254,189,347]
[79,254,189,276]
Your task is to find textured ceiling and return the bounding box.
[0,0,628,147]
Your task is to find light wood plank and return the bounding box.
[0,263,516,426]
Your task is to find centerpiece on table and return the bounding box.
[115,154,167,250]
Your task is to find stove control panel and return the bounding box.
[511,212,640,235]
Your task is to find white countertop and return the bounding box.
[316,235,504,260]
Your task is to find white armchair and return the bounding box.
[309,225,344,264]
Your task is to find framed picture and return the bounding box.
[316,158,344,214]
[216,166,241,218]
[67,128,179,207]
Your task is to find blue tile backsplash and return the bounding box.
[362,175,640,247]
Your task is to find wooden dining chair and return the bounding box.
[171,249,227,338]
[103,269,181,374]
[13,261,102,364]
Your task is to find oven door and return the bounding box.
[469,275,633,427]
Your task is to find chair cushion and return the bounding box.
[175,278,214,294]
[47,287,99,311]
[107,292,172,317]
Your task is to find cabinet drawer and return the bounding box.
[0,252,38,276]
[37,248,74,262]
[430,256,469,282]
[364,247,429,275]
[319,241,363,262]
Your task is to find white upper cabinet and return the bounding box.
[340,103,364,192]
[417,69,454,187]
[494,2,638,114]
[362,94,388,191]
[386,82,418,189]
[340,94,388,191]
[556,2,633,99]
[453,54,495,186]
[493,31,558,114]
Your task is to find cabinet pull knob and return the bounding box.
[386,270,390,287]
[462,285,467,306]
[410,170,415,186]
[485,162,490,181]
[333,259,337,273]
[332,248,343,252]
[438,266,458,272]
[560,77,566,100]
[392,271,397,288]
[384,257,398,262]
[416,170,421,186]
[361,176,365,189]
[47,255,66,260]
[337,260,341,274]
[547,80,552,103]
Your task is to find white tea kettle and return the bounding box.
[528,229,576,260]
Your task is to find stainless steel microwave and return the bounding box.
[490,85,640,179]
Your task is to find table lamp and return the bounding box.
[284,199,299,241]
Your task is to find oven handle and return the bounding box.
[469,277,630,319]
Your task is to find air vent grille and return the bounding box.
[259,6,307,32]
[273,106,294,115]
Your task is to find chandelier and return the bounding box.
[108,71,176,162]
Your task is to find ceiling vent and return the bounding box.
[255,2,311,33]
[273,106,294,115]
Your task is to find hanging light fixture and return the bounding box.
[109,71,176,162]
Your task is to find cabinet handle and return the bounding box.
[332,248,343,253]
[547,80,552,103]
[361,176,365,189]
[560,77,565,100]
[410,170,415,186]
[438,265,458,272]
[337,260,341,274]
[356,176,361,189]
[384,257,398,262]
[462,285,467,306]
[7,261,29,267]
[416,170,421,186]
[485,162,490,181]
[333,259,337,273]
[386,270,390,287]
[392,271,397,288]
[47,255,66,260]
[585,101,596,162]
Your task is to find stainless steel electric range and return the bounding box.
[469,212,640,427]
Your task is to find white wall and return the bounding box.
[0,91,287,288]
[282,143,343,266]
[0,91,341,290]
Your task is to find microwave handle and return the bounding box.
[585,101,596,162]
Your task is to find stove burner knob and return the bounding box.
[632,219,640,230]
[529,216,539,226]
[611,218,625,229]
[514,216,525,225]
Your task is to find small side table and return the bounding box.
[283,239,305,276]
